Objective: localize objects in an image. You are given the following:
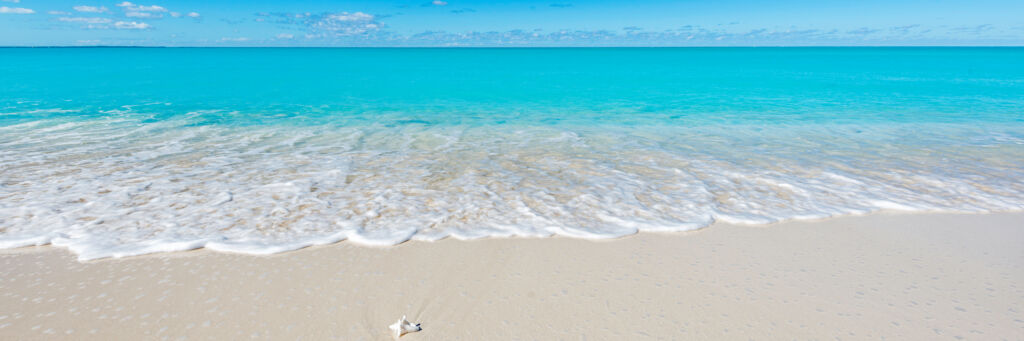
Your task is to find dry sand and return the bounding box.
[1,212,1022,340]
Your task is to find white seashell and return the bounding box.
[388,315,422,338]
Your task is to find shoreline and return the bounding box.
[2,211,1022,339]
[5,209,1022,262]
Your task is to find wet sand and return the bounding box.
[1,212,1022,340]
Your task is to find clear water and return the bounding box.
[1,47,1022,260]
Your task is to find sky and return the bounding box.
[1,0,1023,46]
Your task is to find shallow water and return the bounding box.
[1,48,1023,260]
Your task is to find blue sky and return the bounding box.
[1,0,1023,46]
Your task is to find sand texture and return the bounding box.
[1,212,1022,340]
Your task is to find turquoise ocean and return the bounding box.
[1,47,1022,260]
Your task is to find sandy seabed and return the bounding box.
[1,212,1022,340]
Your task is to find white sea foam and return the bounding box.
[1,117,1022,260]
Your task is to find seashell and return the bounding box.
[389,315,422,338]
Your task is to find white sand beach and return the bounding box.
[1,212,1022,340]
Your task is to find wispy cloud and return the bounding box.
[403,29,623,46]
[116,2,166,12]
[73,5,108,13]
[58,17,112,24]
[314,12,378,35]
[0,6,33,14]
[950,24,993,34]
[361,24,974,46]
[168,11,198,18]
[125,11,158,18]
[0,0,21,3]
[114,21,150,29]
[244,13,1022,46]
[431,0,448,6]
[269,11,382,37]
[48,10,71,15]
[59,17,150,30]
[116,1,166,19]
[451,8,475,14]
[890,24,920,34]
[847,27,881,35]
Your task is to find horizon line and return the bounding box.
[3,45,1024,48]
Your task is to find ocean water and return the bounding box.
[1,47,1022,260]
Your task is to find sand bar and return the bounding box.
[1,212,1022,340]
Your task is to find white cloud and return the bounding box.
[73,5,107,13]
[328,12,373,22]
[0,6,33,14]
[310,12,378,36]
[187,12,199,18]
[432,0,448,5]
[169,11,179,17]
[0,0,21,3]
[117,2,166,12]
[276,33,294,39]
[136,5,164,12]
[48,10,71,15]
[115,1,167,20]
[125,11,155,18]
[220,37,250,42]
[114,21,150,29]
[272,11,381,37]
[59,17,112,24]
